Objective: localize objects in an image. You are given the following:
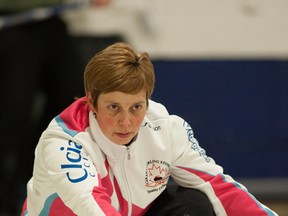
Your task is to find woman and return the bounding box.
[21,42,278,215]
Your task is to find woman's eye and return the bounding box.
[109,104,118,111]
[132,104,142,111]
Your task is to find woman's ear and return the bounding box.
[86,92,97,113]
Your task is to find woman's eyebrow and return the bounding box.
[104,100,119,104]
[134,100,146,104]
[103,101,146,108]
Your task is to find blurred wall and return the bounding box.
[63,0,288,59]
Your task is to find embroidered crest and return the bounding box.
[145,160,170,193]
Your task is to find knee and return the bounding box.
[176,187,215,216]
[145,186,215,216]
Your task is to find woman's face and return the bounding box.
[90,90,147,145]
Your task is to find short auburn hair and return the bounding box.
[84,42,155,107]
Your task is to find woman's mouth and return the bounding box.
[115,132,132,139]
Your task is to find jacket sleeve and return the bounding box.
[41,133,120,216]
[169,115,278,216]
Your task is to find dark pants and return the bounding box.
[145,186,216,216]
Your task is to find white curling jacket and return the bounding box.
[21,97,278,216]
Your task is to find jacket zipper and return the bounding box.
[121,147,132,215]
[126,145,131,160]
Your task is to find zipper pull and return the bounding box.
[126,146,131,160]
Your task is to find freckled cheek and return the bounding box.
[103,116,116,128]
[97,115,116,134]
[134,115,145,129]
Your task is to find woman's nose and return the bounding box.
[118,111,131,127]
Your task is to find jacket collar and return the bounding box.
[89,111,134,161]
